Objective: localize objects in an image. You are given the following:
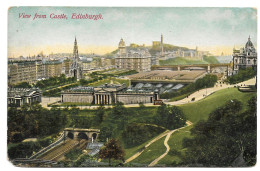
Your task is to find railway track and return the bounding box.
[38,139,88,161]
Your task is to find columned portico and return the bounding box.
[94,93,112,105]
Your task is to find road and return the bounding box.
[41,77,256,109]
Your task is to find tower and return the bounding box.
[70,37,83,81]
[118,38,126,57]
[73,37,79,62]
[161,34,164,57]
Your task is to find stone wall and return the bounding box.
[62,93,93,103]
[116,93,154,104]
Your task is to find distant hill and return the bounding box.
[149,44,189,56]
[203,56,220,64]
[105,43,191,57]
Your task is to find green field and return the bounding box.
[160,57,208,65]
[158,125,193,165]
[88,77,129,87]
[130,136,166,165]
[159,56,219,65]
[179,88,256,123]
[203,56,220,64]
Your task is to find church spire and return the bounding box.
[73,37,79,61]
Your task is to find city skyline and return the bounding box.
[8,7,257,57]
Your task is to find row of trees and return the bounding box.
[99,102,187,148]
[8,103,68,143]
[35,74,76,89]
[8,138,53,159]
[182,97,256,166]
[161,74,218,99]
[226,68,256,84]
[11,82,32,88]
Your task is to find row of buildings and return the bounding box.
[8,60,63,85]
[8,35,212,85]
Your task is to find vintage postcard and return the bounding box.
[7,7,257,167]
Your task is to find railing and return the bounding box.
[12,158,57,165]
[29,132,65,159]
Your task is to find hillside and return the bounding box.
[105,43,191,57]
[128,88,256,166]
[159,56,219,65]
[149,44,189,56]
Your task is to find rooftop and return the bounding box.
[8,88,41,97]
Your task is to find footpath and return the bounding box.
[124,121,193,165]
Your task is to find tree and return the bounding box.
[95,105,105,124]
[182,98,256,166]
[13,81,32,88]
[110,102,128,130]
[155,104,186,130]
[69,107,80,128]
[122,123,165,147]
[99,139,125,166]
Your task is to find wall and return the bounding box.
[116,93,154,104]
[62,93,93,103]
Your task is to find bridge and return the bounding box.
[22,128,101,164]
[64,128,100,141]
[151,63,231,72]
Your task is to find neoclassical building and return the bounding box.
[8,88,42,107]
[70,37,83,80]
[232,36,257,74]
[115,38,152,72]
[61,83,159,105]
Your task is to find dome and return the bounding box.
[118,38,125,47]
[245,36,254,49]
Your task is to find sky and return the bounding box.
[8,7,257,57]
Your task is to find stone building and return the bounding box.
[62,58,73,76]
[36,60,45,80]
[115,38,152,72]
[70,37,83,80]
[61,83,159,105]
[8,60,37,85]
[232,36,257,74]
[8,88,42,107]
[8,59,63,85]
[43,60,63,78]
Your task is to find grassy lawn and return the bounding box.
[179,88,256,123]
[169,92,192,102]
[128,88,256,165]
[159,56,219,65]
[158,125,193,166]
[203,56,219,64]
[160,57,208,65]
[124,132,164,160]
[130,136,166,165]
[88,77,129,87]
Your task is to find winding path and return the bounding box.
[124,130,170,164]
[148,121,193,166]
[124,121,193,165]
